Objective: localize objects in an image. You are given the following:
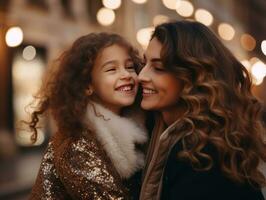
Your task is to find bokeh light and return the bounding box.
[176,0,194,17]
[136,27,154,48]
[162,0,180,10]
[249,57,259,65]
[102,0,121,10]
[153,15,169,26]
[240,34,256,51]
[261,40,266,56]
[218,23,235,41]
[5,26,23,47]
[194,8,213,26]
[131,0,147,4]
[22,45,36,61]
[241,60,251,71]
[251,60,266,85]
[97,8,115,26]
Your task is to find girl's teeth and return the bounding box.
[143,89,156,94]
[118,86,132,91]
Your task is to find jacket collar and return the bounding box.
[140,114,185,199]
[85,101,148,178]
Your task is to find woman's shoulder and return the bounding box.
[163,141,265,199]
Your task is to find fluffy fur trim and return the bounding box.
[86,102,148,178]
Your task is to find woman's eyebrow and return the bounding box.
[143,55,162,63]
[125,58,133,63]
[150,58,162,63]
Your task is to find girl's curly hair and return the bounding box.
[26,32,141,143]
[152,20,266,187]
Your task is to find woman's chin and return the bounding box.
[140,101,156,110]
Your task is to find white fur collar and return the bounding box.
[86,102,148,179]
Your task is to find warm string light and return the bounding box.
[136,27,154,48]
[261,40,266,56]
[162,0,180,10]
[240,58,266,86]
[251,60,266,85]
[97,8,115,26]
[218,23,235,41]
[153,15,169,26]
[23,45,36,61]
[241,60,251,71]
[5,26,23,47]
[176,0,194,17]
[131,0,147,4]
[194,8,213,26]
[98,0,121,26]
[240,34,256,51]
[102,0,121,10]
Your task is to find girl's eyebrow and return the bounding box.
[101,58,133,68]
[101,60,117,68]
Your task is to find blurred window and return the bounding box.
[12,44,48,147]
[26,0,49,11]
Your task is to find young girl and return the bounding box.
[28,32,148,199]
[138,20,266,199]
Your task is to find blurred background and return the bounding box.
[0,0,266,199]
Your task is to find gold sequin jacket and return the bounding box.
[30,102,148,200]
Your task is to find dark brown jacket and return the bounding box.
[140,114,265,200]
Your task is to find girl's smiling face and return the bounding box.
[89,44,138,114]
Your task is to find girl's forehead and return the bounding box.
[93,45,131,67]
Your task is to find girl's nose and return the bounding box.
[120,68,131,79]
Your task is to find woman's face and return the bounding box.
[89,44,138,114]
[138,37,183,111]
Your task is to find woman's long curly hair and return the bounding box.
[152,20,266,186]
[26,32,141,143]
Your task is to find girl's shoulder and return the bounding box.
[43,133,129,199]
[51,131,104,161]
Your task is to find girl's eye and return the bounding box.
[105,68,116,72]
[126,64,136,71]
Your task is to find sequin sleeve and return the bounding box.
[29,141,71,199]
[55,136,130,200]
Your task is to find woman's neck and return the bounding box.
[161,106,185,126]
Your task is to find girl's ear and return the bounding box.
[85,85,94,96]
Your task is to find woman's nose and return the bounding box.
[138,65,150,82]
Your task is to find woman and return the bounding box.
[138,20,266,200]
[27,32,148,199]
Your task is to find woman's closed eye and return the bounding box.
[141,61,146,67]
[153,65,165,72]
